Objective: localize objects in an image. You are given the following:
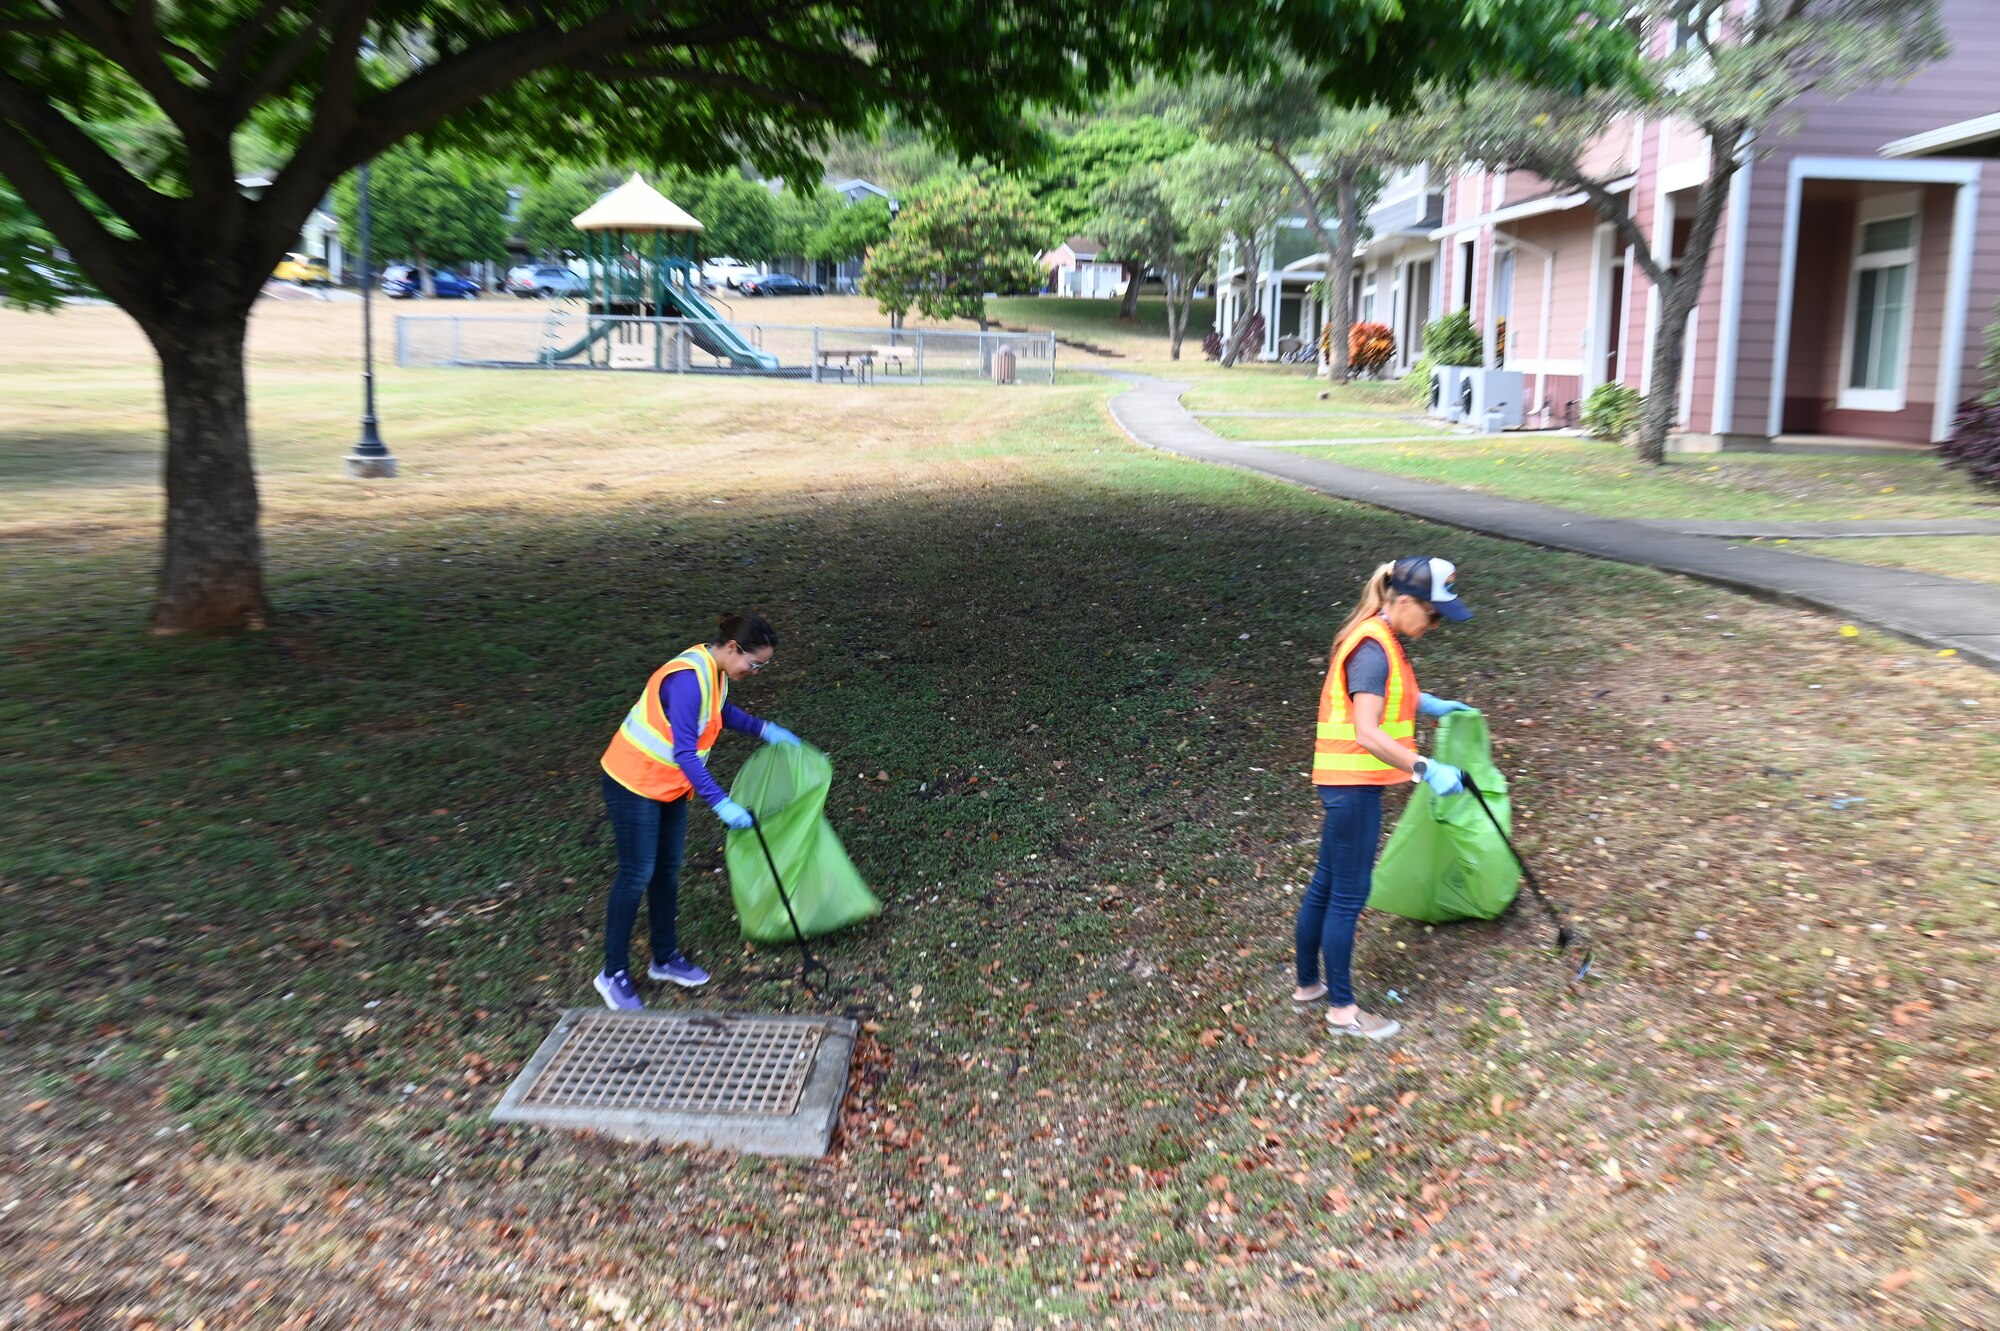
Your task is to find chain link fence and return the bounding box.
[394,313,1056,385]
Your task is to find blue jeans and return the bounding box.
[1294,784,1384,1008]
[601,773,690,975]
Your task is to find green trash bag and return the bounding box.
[1367,709,1521,923]
[724,742,881,944]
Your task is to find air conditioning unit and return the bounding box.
[1463,368,1525,431]
[1427,365,1469,421]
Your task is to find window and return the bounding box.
[1458,239,1475,308]
[1841,198,1919,411]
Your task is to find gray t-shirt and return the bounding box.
[1345,638,1390,698]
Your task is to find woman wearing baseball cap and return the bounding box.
[1296,556,1474,1040]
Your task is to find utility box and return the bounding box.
[990,343,1018,385]
[1428,365,1470,422]
[1464,369,1525,430]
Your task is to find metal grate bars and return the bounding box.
[519,1012,825,1117]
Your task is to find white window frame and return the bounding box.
[1837,190,1921,413]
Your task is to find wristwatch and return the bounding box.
[1410,757,1430,783]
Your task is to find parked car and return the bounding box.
[381,266,481,299]
[699,256,757,289]
[273,251,330,285]
[505,263,587,298]
[737,273,822,297]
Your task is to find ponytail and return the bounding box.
[1332,562,1395,650]
[716,611,778,652]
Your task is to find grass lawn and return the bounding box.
[986,294,1217,362]
[1177,369,1421,416]
[1754,535,2000,587]
[4,302,1999,1330]
[1293,433,1999,524]
[1200,417,1458,444]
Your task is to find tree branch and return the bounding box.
[53,0,208,132]
[0,67,159,232]
[223,1,356,126]
[0,111,150,311]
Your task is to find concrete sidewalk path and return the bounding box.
[1638,518,2000,539]
[1103,374,2000,669]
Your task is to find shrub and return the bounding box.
[1940,399,2000,491]
[1201,312,1263,362]
[1581,382,1644,442]
[1348,321,1395,377]
[1422,308,1481,366]
[1403,354,1435,409]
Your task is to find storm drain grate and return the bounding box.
[518,1011,826,1117]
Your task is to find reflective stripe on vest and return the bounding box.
[599,646,728,800]
[1312,616,1419,786]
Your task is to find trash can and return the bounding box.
[990,343,1018,385]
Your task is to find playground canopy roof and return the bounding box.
[572,174,704,233]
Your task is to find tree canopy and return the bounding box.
[1024,117,1198,239]
[862,175,1046,328]
[513,166,615,259]
[330,145,510,272]
[806,195,895,264]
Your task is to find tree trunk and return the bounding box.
[1636,273,1699,466]
[1119,263,1142,322]
[1220,238,1260,368]
[145,310,268,632]
[1632,165,1732,465]
[415,241,434,297]
[1326,169,1360,380]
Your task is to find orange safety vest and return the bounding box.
[600,645,728,802]
[1313,616,1419,786]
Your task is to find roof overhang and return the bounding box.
[1427,177,1633,241]
[1881,112,2000,160]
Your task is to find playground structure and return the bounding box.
[553,173,780,372]
[399,173,1058,383]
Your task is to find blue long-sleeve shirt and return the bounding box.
[663,668,765,807]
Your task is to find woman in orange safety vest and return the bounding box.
[1296,557,1474,1041]
[592,611,803,1011]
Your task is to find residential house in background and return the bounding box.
[1437,0,2000,445]
[767,177,895,293]
[1039,236,1126,298]
[1213,164,1443,371]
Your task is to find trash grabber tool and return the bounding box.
[748,812,828,992]
[1465,783,1592,984]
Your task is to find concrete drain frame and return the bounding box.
[492,1008,858,1158]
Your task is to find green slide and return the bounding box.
[538,279,780,370]
[657,282,780,370]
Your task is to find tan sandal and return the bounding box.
[1293,983,1327,1003]
[1326,1009,1401,1041]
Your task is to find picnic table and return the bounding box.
[815,346,874,384]
[871,344,915,376]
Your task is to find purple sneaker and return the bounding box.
[593,968,643,1011]
[647,951,710,988]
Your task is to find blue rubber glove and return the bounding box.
[713,798,754,831]
[1419,759,1465,797]
[1418,693,1474,719]
[761,723,801,746]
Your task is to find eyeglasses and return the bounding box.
[744,656,770,673]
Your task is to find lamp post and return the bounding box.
[344,157,398,478]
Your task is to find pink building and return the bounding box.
[1436,0,2000,448]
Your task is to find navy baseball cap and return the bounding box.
[1391,556,1471,622]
